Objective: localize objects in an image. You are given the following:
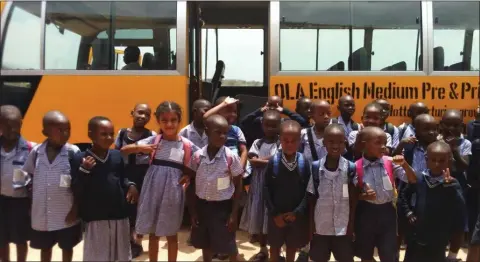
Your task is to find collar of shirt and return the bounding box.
[362,157,384,168]
[86,149,109,163]
[198,145,226,162]
[319,157,346,180]
[188,122,207,138]
[337,115,353,126]
[423,170,445,187]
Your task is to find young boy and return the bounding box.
[397,102,429,141]
[301,100,333,163]
[179,99,212,149]
[264,120,311,262]
[307,124,357,262]
[240,96,305,147]
[188,114,244,262]
[0,105,35,262]
[295,97,312,128]
[22,111,82,262]
[336,95,358,137]
[114,103,156,257]
[240,110,282,261]
[401,141,466,262]
[353,126,417,262]
[71,116,139,261]
[348,102,393,159]
[376,99,400,149]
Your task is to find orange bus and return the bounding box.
[1,1,479,146]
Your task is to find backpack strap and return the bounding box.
[404,146,414,167]
[149,135,163,165]
[272,152,281,178]
[347,161,356,179]
[385,122,395,138]
[351,122,359,131]
[307,128,319,161]
[398,123,407,140]
[382,156,395,187]
[355,158,364,188]
[297,152,305,175]
[256,138,265,151]
[117,128,127,149]
[180,137,192,167]
[26,141,33,152]
[311,160,321,198]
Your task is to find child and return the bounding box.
[468,212,480,262]
[0,105,35,262]
[375,99,400,149]
[240,96,305,147]
[301,100,333,163]
[22,111,82,262]
[71,116,139,261]
[121,101,200,262]
[353,126,417,262]
[439,109,472,261]
[188,114,245,262]
[402,141,466,262]
[179,99,212,149]
[336,95,358,137]
[264,120,311,262]
[295,97,312,128]
[348,102,393,159]
[397,102,429,141]
[240,110,282,261]
[114,103,156,257]
[307,124,357,262]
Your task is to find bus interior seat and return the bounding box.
[327,61,345,71]
[349,47,369,71]
[433,46,445,71]
[91,38,113,70]
[210,60,225,103]
[234,94,268,126]
[381,61,407,71]
[142,53,155,70]
[447,61,467,71]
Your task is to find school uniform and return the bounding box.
[190,145,244,254]
[402,171,466,262]
[114,128,155,227]
[135,135,199,237]
[264,152,311,249]
[71,149,133,262]
[22,142,82,250]
[0,137,35,246]
[226,125,247,156]
[337,116,359,138]
[353,157,408,262]
[301,124,347,163]
[239,138,280,234]
[307,156,355,262]
[179,122,209,149]
[347,130,393,149]
[384,123,400,149]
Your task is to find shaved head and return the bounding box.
[205,114,228,129]
[42,110,69,128]
[0,105,22,121]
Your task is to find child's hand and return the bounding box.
[360,184,377,201]
[223,97,239,105]
[137,144,157,154]
[227,214,238,232]
[260,103,269,112]
[275,103,283,112]
[274,215,286,228]
[81,156,96,170]
[444,136,459,151]
[283,212,296,222]
[191,213,199,228]
[401,136,417,145]
[126,185,139,204]
[65,208,78,224]
[443,168,453,183]
[392,155,406,166]
[407,213,417,225]
[178,175,190,186]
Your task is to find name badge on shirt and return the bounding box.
[169,148,184,162]
[13,169,27,183]
[382,175,393,191]
[217,176,230,191]
[343,184,349,198]
[59,174,71,188]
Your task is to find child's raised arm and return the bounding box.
[203,97,238,121]
[120,143,156,156]
[392,155,417,184]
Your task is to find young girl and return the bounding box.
[121,101,199,262]
[114,103,156,258]
[71,116,139,262]
[240,110,282,261]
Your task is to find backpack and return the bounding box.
[306,128,319,161]
[385,122,396,138]
[118,128,154,164]
[398,123,408,140]
[149,134,193,167]
[356,156,397,207]
[310,159,355,198]
[31,143,76,170]
[256,137,281,150]
[334,117,359,131]
[272,151,307,180]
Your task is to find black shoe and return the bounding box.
[216,253,229,260]
[296,251,309,262]
[131,242,143,259]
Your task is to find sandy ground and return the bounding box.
[7,228,469,261]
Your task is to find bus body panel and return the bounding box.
[21,75,188,143]
[270,76,480,126]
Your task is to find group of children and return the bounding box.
[0,93,479,262]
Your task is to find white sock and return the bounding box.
[300,244,310,253]
[447,251,457,259]
[260,246,268,254]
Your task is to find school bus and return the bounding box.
[0,0,479,145]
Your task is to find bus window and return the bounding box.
[433,1,480,71]
[351,1,422,71]
[1,2,42,70]
[280,2,350,71]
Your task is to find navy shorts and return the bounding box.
[354,201,397,262]
[267,214,309,249]
[191,198,238,255]
[30,223,82,250]
[0,195,31,246]
[309,235,354,262]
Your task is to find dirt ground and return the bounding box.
[7,228,469,261]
